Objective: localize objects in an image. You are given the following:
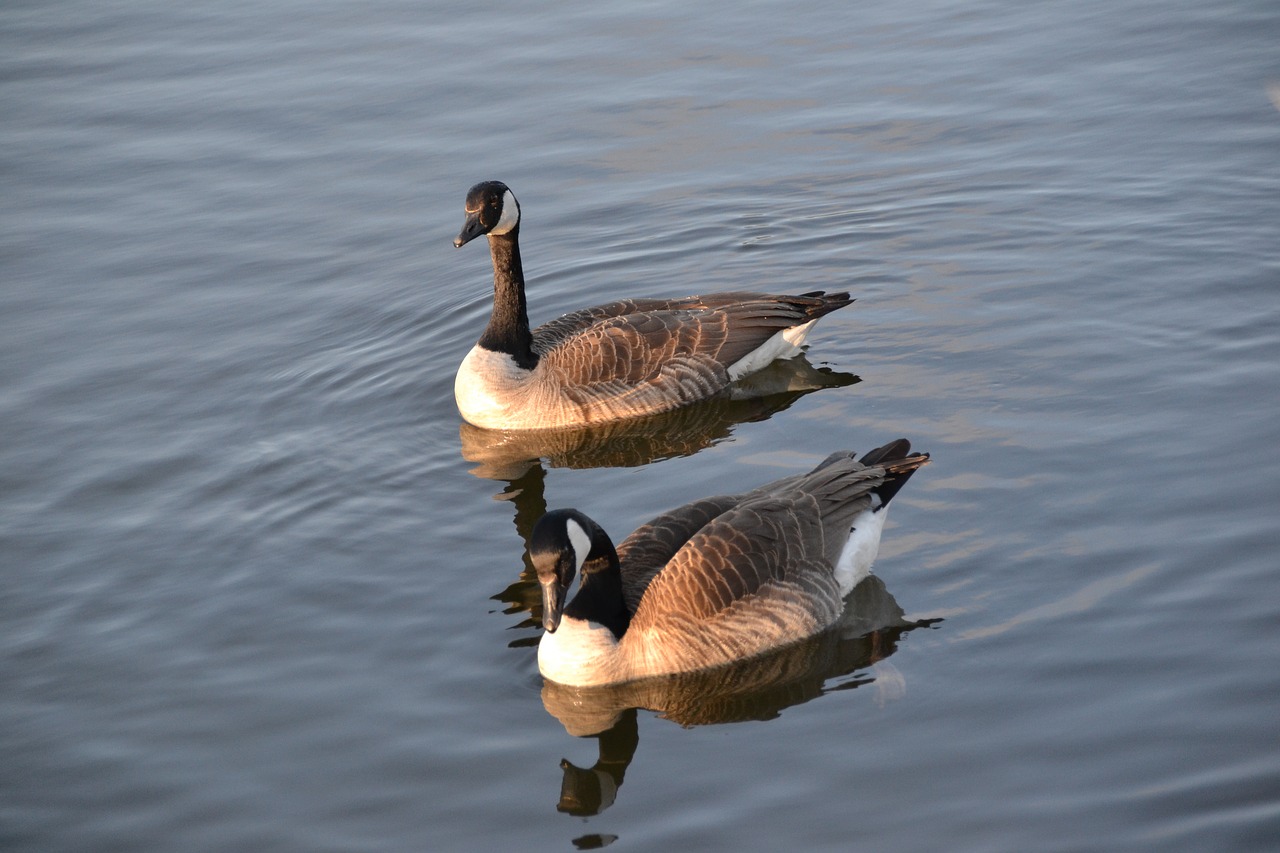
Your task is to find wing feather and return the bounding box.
[533,292,852,387]
[616,451,913,674]
[629,492,838,633]
[615,494,744,611]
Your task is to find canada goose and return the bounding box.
[452,181,854,430]
[529,439,930,686]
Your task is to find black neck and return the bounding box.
[564,556,631,640]
[477,229,537,369]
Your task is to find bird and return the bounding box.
[452,180,855,430]
[529,439,929,686]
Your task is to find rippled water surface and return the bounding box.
[4,1,1279,850]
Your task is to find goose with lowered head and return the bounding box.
[452,181,854,430]
[529,439,929,687]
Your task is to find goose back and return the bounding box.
[615,494,744,611]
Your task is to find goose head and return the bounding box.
[454,180,521,247]
[530,509,625,635]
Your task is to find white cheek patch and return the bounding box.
[490,189,520,235]
[565,518,591,574]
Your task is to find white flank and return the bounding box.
[725,319,817,380]
[834,505,889,595]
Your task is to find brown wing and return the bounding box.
[534,291,853,373]
[615,444,927,676]
[532,295,735,349]
[615,494,744,611]
[631,494,838,625]
[621,492,845,673]
[532,293,851,419]
[620,449,916,670]
[532,291,843,350]
[627,448,919,619]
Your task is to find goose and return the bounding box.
[452,181,855,430]
[529,439,930,686]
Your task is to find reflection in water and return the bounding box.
[556,710,638,817]
[488,462,550,646]
[545,576,939,816]
[460,355,857,480]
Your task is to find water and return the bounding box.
[3,1,1279,850]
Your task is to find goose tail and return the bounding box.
[797,290,855,319]
[859,439,930,508]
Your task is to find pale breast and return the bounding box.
[454,345,570,429]
[538,617,631,686]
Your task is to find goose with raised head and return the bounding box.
[452,181,855,430]
[529,439,930,687]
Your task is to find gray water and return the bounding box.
[4,1,1279,850]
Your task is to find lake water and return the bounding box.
[4,1,1279,850]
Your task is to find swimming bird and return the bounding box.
[529,439,929,686]
[452,181,854,430]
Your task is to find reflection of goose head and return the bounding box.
[452,180,856,430]
[459,356,858,481]
[531,440,930,688]
[555,710,639,817]
[556,758,619,817]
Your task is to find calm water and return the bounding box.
[4,1,1279,850]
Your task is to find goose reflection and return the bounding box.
[555,709,638,818]
[545,576,939,816]
[487,461,553,646]
[460,354,857,480]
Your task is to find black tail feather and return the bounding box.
[859,440,930,508]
